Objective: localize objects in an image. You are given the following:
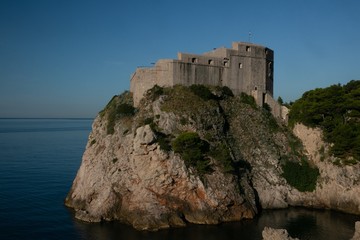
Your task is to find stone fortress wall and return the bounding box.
[130,42,288,121]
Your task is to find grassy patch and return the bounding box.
[161,85,218,114]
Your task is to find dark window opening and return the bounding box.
[268,62,273,76]
[239,63,243,69]
[208,59,213,65]
[246,46,251,52]
[191,58,197,63]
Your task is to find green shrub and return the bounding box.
[220,86,234,98]
[157,132,172,152]
[281,160,319,192]
[147,84,164,101]
[210,143,234,173]
[106,102,135,134]
[146,121,172,152]
[143,117,154,125]
[277,96,284,105]
[101,94,135,135]
[180,117,188,125]
[172,132,210,174]
[240,92,257,108]
[263,103,271,112]
[288,80,360,162]
[117,103,135,116]
[190,84,215,100]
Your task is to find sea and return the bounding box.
[0,118,359,240]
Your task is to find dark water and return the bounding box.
[0,118,359,240]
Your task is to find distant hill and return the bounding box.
[288,80,360,163]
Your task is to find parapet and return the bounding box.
[130,41,275,111]
[232,42,273,60]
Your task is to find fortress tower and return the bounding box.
[130,42,287,120]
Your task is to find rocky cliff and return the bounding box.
[65,85,360,230]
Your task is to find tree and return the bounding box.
[288,80,360,162]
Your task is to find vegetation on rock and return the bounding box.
[209,143,235,173]
[289,80,360,162]
[172,132,211,174]
[99,91,135,134]
[281,160,319,192]
[189,84,216,100]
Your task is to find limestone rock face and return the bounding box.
[351,221,360,240]
[66,88,360,230]
[244,122,360,215]
[262,227,299,240]
[65,91,256,230]
[291,124,360,214]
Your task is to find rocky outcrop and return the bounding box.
[351,221,360,240]
[250,123,360,214]
[65,117,255,230]
[262,227,299,240]
[66,86,360,230]
[65,90,257,230]
[263,221,360,240]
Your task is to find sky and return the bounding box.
[1,0,360,118]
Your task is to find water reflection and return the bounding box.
[71,207,360,240]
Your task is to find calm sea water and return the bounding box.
[0,118,359,240]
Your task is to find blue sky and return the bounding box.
[1,0,359,118]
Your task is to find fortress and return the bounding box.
[130,42,288,120]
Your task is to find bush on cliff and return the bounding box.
[209,143,235,173]
[172,132,211,174]
[281,160,319,192]
[189,84,216,100]
[100,92,135,135]
[288,80,360,162]
[146,84,164,101]
[240,92,257,108]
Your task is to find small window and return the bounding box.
[223,61,229,67]
[268,62,273,77]
[208,59,213,65]
[191,58,197,63]
[239,63,243,69]
[246,46,251,52]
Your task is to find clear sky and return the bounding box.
[1,0,359,118]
